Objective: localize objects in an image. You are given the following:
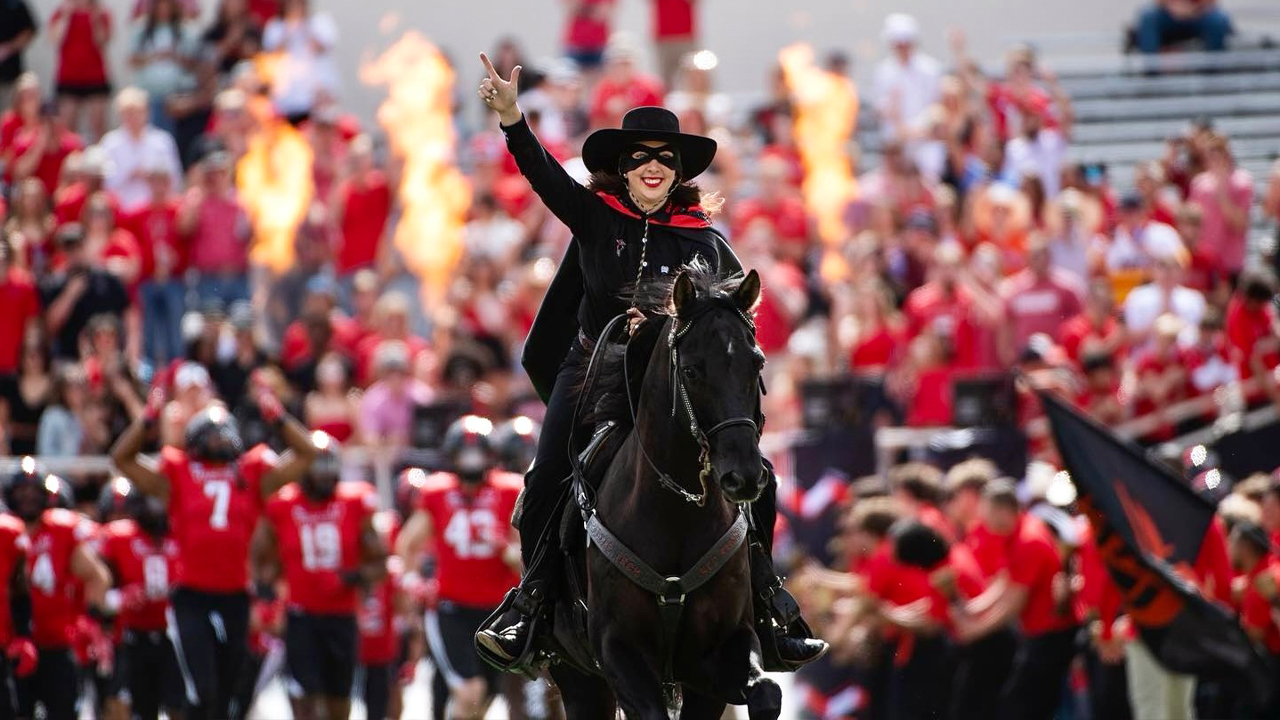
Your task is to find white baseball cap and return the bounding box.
[882,14,920,45]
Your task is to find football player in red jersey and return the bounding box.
[0,477,35,720]
[97,477,182,720]
[110,387,319,720]
[5,458,112,720]
[395,416,523,720]
[357,510,422,720]
[254,434,387,720]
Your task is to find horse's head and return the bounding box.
[668,267,767,504]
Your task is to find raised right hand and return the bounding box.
[478,52,522,124]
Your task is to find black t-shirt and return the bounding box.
[39,269,129,361]
[0,0,37,84]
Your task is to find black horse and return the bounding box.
[543,263,782,720]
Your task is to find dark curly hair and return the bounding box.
[586,172,724,215]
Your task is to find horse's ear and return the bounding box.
[672,271,696,316]
[734,270,762,312]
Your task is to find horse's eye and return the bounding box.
[681,366,698,380]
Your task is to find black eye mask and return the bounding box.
[618,143,682,176]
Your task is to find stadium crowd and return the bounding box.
[0,0,1278,718]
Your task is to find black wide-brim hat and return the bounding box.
[581,106,718,180]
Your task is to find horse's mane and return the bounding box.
[565,258,747,434]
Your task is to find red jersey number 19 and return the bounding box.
[443,509,497,559]
[300,522,341,571]
[204,480,231,529]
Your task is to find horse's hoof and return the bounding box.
[746,679,782,720]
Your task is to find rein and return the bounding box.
[623,306,761,506]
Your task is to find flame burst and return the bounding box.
[361,33,470,306]
[236,102,314,274]
[778,44,859,281]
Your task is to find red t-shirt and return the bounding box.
[1241,555,1280,653]
[732,197,808,247]
[1057,313,1122,365]
[1007,514,1079,636]
[906,366,952,427]
[1225,297,1280,382]
[964,522,1009,580]
[1132,345,1191,438]
[162,445,274,593]
[281,314,361,372]
[0,112,36,183]
[52,181,119,229]
[986,83,1058,142]
[418,471,521,608]
[653,0,695,39]
[355,333,429,387]
[564,0,612,51]
[0,267,39,375]
[266,482,378,616]
[589,75,665,129]
[1001,271,1084,356]
[336,173,392,275]
[52,5,111,88]
[903,282,980,368]
[752,263,805,355]
[27,509,97,649]
[97,519,178,632]
[11,128,84,196]
[0,515,28,645]
[122,200,187,281]
[849,325,902,371]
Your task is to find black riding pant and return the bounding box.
[518,342,590,576]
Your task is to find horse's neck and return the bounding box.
[626,329,733,529]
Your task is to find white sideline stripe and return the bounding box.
[424,609,464,691]
[165,606,201,706]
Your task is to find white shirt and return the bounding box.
[463,216,525,262]
[100,126,184,212]
[1123,283,1206,346]
[1101,221,1184,273]
[872,52,940,141]
[262,13,340,115]
[1002,128,1067,197]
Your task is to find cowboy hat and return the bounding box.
[581,106,718,180]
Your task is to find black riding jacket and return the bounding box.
[502,116,742,402]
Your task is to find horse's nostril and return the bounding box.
[721,471,744,493]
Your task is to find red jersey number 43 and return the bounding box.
[443,509,499,559]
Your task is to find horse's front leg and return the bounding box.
[597,629,672,720]
[709,624,782,720]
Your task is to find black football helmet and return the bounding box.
[98,476,132,521]
[442,415,495,483]
[185,405,244,463]
[302,431,342,502]
[4,457,51,522]
[490,416,540,473]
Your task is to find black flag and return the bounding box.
[1037,389,1273,700]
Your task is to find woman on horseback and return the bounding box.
[473,53,825,671]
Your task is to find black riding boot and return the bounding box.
[477,353,583,671]
[750,464,828,671]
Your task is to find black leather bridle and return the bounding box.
[625,303,762,507]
